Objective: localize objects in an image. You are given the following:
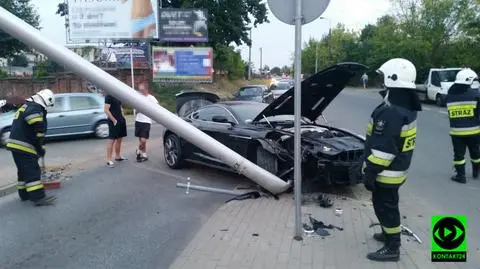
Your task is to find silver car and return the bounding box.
[0,92,109,146]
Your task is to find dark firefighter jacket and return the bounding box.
[363,88,421,187]
[445,84,480,136]
[6,101,47,156]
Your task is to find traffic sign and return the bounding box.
[267,0,331,25]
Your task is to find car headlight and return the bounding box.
[322,146,332,152]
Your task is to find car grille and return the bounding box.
[337,149,363,162]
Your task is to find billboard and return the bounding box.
[67,0,159,42]
[152,47,213,83]
[158,8,208,42]
[102,44,151,69]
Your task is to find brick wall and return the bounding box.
[0,69,152,99]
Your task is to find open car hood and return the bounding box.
[252,62,368,122]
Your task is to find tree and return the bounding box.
[0,0,40,58]
[270,66,281,76]
[8,54,29,67]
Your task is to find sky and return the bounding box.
[29,0,392,70]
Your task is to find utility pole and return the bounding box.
[315,42,318,73]
[248,28,252,80]
[319,16,332,65]
[259,47,263,75]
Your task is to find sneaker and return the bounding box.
[366,246,400,262]
[32,195,57,206]
[115,156,128,161]
[106,161,115,168]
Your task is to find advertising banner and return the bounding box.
[152,47,213,83]
[102,44,151,69]
[158,8,208,42]
[67,0,159,42]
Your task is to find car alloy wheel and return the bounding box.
[95,121,109,138]
[164,134,184,168]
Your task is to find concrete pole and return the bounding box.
[0,6,291,195]
[315,42,318,73]
[260,47,263,74]
[293,0,303,241]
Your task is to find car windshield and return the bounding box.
[438,70,460,82]
[229,103,268,122]
[274,82,291,90]
[237,87,263,97]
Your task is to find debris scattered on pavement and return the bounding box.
[251,233,259,237]
[315,229,330,236]
[40,160,72,189]
[417,214,423,218]
[403,215,407,219]
[370,222,422,244]
[219,229,228,232]
[334,208,343,216]
[317,194,334,208]
[309,216,344,231]
[224,191,261,203]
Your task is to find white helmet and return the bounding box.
[455,68,478,85]
[377,58,417,89]
[34,89,55,108]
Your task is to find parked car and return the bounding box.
[415,68,462,106]
[162,63,367,187]
[269,80,293,99]
[232,85,274,103]
[0,92,109,147]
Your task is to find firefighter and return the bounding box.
[6,89,57,206]
[362,58,422,261]
[445,68,480,183]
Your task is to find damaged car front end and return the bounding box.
[162,62,368,189]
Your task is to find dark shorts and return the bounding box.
[135,121,151,139]
[108,118,127,139]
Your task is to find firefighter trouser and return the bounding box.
[451,135,480,170]
[11,151,45,201]
[372,185,401,250]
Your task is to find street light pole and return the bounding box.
[319,16,332,64]
[260,47,263,74]
[315,42,318,73]
[248,28,252,80]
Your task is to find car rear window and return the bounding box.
[238,87,263,96]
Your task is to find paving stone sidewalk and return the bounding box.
[168,193,468,269]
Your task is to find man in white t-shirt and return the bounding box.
[134,82,159,162]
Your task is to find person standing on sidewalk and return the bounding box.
[134,82,158,162]
[445,68,480,183]
[104,93,128,168]
[361,58,422,261]
[6,89,57,206]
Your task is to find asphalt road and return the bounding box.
[0,124,247,269]
[1,88,479,267]
[324,89,480,266]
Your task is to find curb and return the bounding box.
[0,183,17,199]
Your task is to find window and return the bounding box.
[69,96,100,111]
[238,87,263,97]
[192,106,236,123]
[47,97,66,113]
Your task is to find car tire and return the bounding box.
[0,127,11,148]
[164,133,185,169]
[94,120,109,139]
[435,94,443,107]
[256,146,278,175]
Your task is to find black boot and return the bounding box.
[32,195,57,206]
[373,232,386,242]
[472,162,479,179]
[366,245,400,261]
[451,165,466,183]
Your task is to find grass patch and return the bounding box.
[149,78,271,112]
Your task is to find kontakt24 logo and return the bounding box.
[431,215,467,262]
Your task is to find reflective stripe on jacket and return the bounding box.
[445,88,480,136]
[363,102,417,187]
[6,101,47,156]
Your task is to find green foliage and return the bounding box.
[8,54,29,67]
[301,0,480,84]
[0,69,8,78]
[0,0,40,58]
[270,66,281,76]
[213,45,246,79]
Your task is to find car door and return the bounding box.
[62,95,103,134]
[46,96,69,136]
[189,106,238,165]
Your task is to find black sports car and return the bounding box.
[162,63,367,187]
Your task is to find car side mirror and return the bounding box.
[212,115,233,125]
